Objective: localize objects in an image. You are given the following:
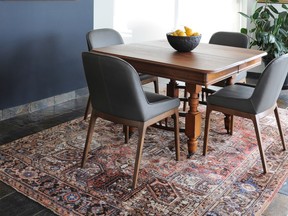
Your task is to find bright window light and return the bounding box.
[95,0,243,43]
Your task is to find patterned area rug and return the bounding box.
[1,107,288,215]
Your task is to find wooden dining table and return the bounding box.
[92,40,266,157]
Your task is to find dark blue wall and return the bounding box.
[0,0,93,109]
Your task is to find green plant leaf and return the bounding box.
[263,21,271,31]
[284,13,288,28]
[253,11,260,19]
[278,11,286,21]
[239,0,288,59]
[239,12,250,19]
[251,28,256,33]
[266,8,276,19]
[277,16,283,26]
[279,28,288,37]
[240,28,248,34]
[250,41,258,48]
[261,10,270,20]
[255,6,264,14]
[268,5,279,14]
[283,4,288,10]
[275,40,281,53]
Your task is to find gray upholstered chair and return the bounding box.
[84,28,159,120]
[81,52,180,189]
[179,31,249,111]
[203,54,288,174]
[208,31,249,84]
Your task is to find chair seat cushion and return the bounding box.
[207,84,257,114]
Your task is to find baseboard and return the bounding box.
[0,88,88,121]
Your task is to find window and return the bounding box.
[176,0,243,42]
[113,0,175,43]
[94,0,245,43]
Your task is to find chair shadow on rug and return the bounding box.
[203,53,288,173]
[81,52,180,189]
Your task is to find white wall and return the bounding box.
[176,0,246,42]
[94,0,246,43]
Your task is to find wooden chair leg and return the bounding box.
[84,95,92,120]
[81,111,97,168]
[229,115,234,135]
[165,117,168,127]
[183,89,188,111]
[274,106,286,151]
[132,125,147,189]
[203,107,212,156]
[173,110,180,161]
[224,114,232,134]
[252,116,267,173]
[200,91,205,104]
[123,125,129,144]
[153,79,159,94]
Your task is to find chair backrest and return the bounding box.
[86,28,124,51]
[251,54,288,113]
[209,31,248,48]
[209,32,249,83]
[82,52,150,121]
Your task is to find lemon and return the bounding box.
[172,32,178,36]
[171,27,199,37]
[178,31,186,36]
[192,32,200,36]
[184,26,193,36]
[175,29,182,34]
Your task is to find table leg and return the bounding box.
[185,83,202,158]
[224,75,236,134]
[166,79,179,98]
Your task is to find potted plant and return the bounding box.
[239,0,288,89]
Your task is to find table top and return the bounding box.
[92,40,266,86]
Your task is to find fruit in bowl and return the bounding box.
[167,26,201,52]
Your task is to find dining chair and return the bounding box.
[203,54,288,174]
[84,28,159,120]
[178,31,249,111]
[81,52,180,189]
[207,31,249,84]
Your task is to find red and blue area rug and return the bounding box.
[0,107,288,215]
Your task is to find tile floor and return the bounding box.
[0,78,288,216]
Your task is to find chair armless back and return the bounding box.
[86,28,124,51]
[209,32,249,84]
[82,52,150,121]
[251,54,288,113]
[209,31,248,48]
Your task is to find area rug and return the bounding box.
[1,107,288,216]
